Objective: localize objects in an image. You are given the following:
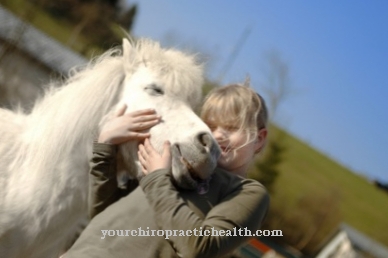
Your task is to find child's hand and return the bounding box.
[98,105,161,145]
[138,138,171,175]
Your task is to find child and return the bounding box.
[140,84,268,179]
[65,84,270,258]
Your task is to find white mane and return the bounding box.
[12,39,204,182]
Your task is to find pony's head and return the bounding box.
[109,39,220,189]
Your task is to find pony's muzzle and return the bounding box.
[171,132,220,190]
[171,144,198,189]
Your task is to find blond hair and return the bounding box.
[201,84,268,136]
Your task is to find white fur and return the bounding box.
[0,38,217,257]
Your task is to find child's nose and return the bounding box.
[212,127,226,140]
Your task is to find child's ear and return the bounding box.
[254,128,268,154]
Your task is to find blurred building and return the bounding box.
[236,237,301,258]
[236,223,388,258]
[0,5,87,110]
[315,223,388,258]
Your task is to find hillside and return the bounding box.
[270,125,388,246]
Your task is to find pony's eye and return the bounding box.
[153,87,164,94]
[145,84,164,95]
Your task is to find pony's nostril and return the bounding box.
[196,132,221,162]
[197,132,212,148]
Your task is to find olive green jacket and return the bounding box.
[65,143,269,258]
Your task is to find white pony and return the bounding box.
[0,38,220,258]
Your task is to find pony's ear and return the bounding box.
[122,38,136,71]
[242,74,251,87]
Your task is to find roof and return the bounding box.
[341,223,388,258]
[0,5,88,74]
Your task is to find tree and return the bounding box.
[29,0,138,52]
[116,4,137,29]
[251,52,342,256]
[248,51,291,193]
[260,51,292,118]
[249,126,286,194]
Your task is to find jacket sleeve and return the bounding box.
[88,142,135,218]
[140,169,270,258]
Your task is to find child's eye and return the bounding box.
[225,126,239,132]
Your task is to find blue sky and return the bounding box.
[128,1,388,181]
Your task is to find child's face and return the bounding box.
[209,125,260,173]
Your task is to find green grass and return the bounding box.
[271,126,388,246]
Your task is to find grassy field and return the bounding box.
[270,126,388,246]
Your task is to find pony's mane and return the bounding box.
[16,47,125,180]
[14,38,204,182]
